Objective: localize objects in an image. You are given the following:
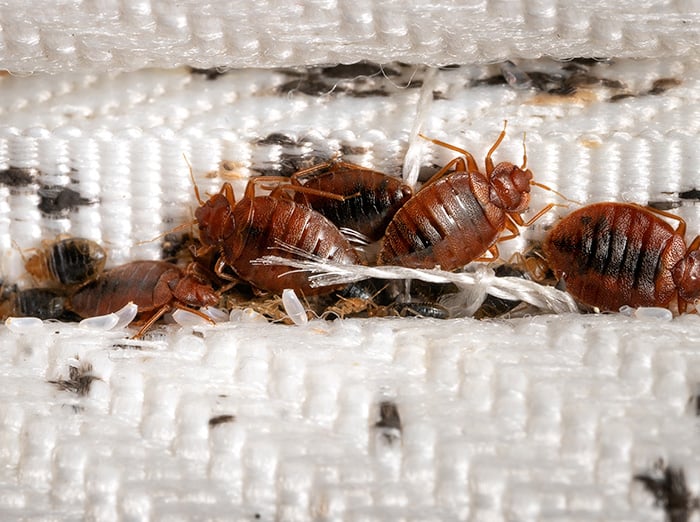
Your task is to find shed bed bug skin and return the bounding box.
[291,160,413,242]
[543,202,700,312]
[68,260,219,338]
[389,301,451,319]
[1,287,71,320]
[25,238,107,286]
[377,122,555,270]
[193,175,363,296]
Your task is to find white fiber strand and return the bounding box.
[253,255,578,314]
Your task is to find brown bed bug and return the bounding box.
[193,176,363,296]
[543,202,700,312]
[68,260,219,337]
[377,122,556,270]
[25,238,107,286]
[290,160,413,242]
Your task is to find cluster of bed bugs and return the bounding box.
[3,121,700,335]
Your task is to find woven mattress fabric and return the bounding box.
[1,2,700,521]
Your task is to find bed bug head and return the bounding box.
[673,248,700,305]
[488,161,533,212]
[186,155,237,248]
[194,183,237,248]
[169,264,220,308]
[485,122,534,212]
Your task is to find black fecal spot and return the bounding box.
[188,67,229,80]
[276,77,334,97]
[49,358,100,396]
[375,400,402,444]
[635,462,698,522]
[648,200,682,211]
[339,144,369,156]
[567,57,613,66]
[256,133,299,147]
[609,93,637,102]
[340,87,391,98]
[275,63,403,97]
[679,188,700,201]
[321,62,397,78]
[375,401,401,430]
[526,71,574,95]
[687,384,700,416]
[208,414,236,427]
[38,185,93,215]
[111,342,144,351]
[648,78,682,95]
[600,78,626,89]
[0,167,36,187]
[471,75,509,87]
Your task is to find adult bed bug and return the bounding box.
[377,122,555,270]
[68,260,219,338]
[193,176,363,295]
[290,160,413,242]
[543,202,700,312]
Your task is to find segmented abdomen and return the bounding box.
[295,169,412,241]
[544,203,686,310]
[26,238,106,286]
[378,174,503,270]
[70,261,178,317]
[226,197,362,294]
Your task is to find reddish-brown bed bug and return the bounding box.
[68,260,219,338]
[543,202,700,312]
[24,238,107,286]
[192,176,363,295]
[290,160,413,242]
[377,122,556,270]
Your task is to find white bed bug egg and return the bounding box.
[229,308,269,323]
[172,305,227,327]
[633,307,673,321]
[113,302,138,329]
[282,288,309,325]
[5,316,44,333]
[79,313,120,331]
[79,302,139,331]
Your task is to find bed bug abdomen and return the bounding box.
[378,172,503,269]
[544,203,687,310]
[25,238,107,286]
[293,162,413,241]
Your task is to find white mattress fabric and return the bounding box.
[1,1,700,521]
[0,0,698,74]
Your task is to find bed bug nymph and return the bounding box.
[543,202,700,313]
[377,122,558,270]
